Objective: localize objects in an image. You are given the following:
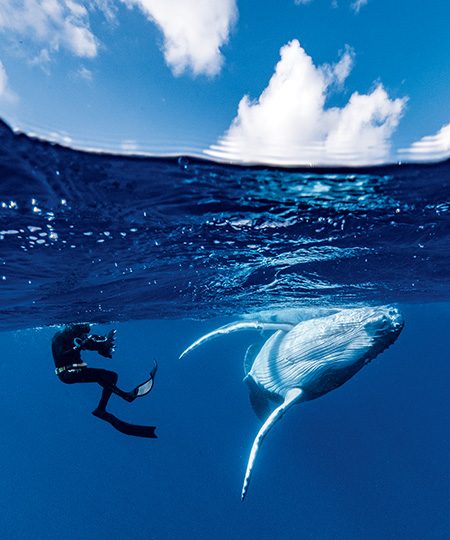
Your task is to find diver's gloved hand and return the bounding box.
[76,329,116,358]
[95,329,116,358]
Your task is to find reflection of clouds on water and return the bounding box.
[399,123,450,163]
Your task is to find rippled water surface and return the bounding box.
[0,119,449,330]
[1,119,450,540]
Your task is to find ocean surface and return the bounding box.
[0,119,449,539]
[1,119,450,330]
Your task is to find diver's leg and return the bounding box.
[58,368,117,415]
[92,365,159,405]
[65,368,158,437]
[76,367,135,404]
[96,387,113,413]
[74,366,158,406]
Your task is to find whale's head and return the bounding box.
[363,305,404,346]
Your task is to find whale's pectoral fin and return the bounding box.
[241,387,303,501]
[179,321,293,359]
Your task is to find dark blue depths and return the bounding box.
[0,303,449,540]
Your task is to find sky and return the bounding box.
[0,0,449,165]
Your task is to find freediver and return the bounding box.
[52,323,158,438]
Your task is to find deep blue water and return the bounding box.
[0,120,449,539]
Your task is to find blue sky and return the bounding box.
[0,0,449,165]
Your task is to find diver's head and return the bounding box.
[67,322,91,336]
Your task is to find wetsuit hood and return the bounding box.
[67,323,91,336]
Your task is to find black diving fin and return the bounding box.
[92,409,157,438]
[132,360,158,399]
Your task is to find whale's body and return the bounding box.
[180,306,404,499]
[248,306,403,401]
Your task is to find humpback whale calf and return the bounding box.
[180,306,404,500]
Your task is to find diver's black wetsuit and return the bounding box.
[52,324,133,411]
[52,324,157,437]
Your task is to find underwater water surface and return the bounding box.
[0,120,449,539]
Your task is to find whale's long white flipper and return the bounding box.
[179,321,293,359]
[241,387,303,500]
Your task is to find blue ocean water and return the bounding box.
[0,119,449,539]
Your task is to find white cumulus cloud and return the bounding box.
[351,0,368,13]
[0,61,7,96]
[0,0,98,58]
[207,40,406,166]
[322,44,354,86]
[0,59,18,102]
[77,66,93,81]
[294,1,369,12]
[121,0,237,76]
[398,123,450,162]
[0,62,9,101]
